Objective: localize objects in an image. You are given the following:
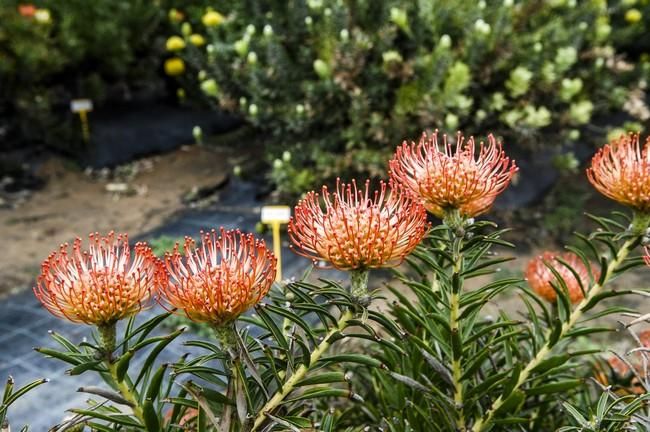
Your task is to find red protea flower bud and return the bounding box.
[389,130,518,219]
[34,232,161,326]
[525,251,596,304]
[288,179,428,271]
[587,133,650,214]
[161,229,276,327]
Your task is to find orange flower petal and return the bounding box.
[389,131,518,218]
[161,228,276,326]
[34,232,162,325]
[288,179,427,271]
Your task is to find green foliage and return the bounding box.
[542,181,591,240]
[0,0,193,153]
[30,277,372,431]
[341,212,649,431]
[5,209,650,430]
[149,235,183,258]
[0,375,47,431]
[173,0,649,196]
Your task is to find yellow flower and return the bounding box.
[625,8,642,23]
[34,8,51,24]
[202,10,225,27]
[189,34,206,47]
[165,57,185,76]
[166,36,186,51]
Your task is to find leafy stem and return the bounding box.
[250,308,354,431]
[215,323,244,431]
[351,268,370,306]
[472,235,639,431]
[99,323,147,427]
[450,232,466,430]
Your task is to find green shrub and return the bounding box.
[171,0,648,196]
[7,130,650,431]
[0,1,192,153]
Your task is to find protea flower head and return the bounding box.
[525,251,596,304]
[161,228,276,327]
[587,133,650,214]
[389,130,518,220]
[288,179,427,271]
[34,232,161,326]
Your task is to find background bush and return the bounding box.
[172,0,650,196]
[0,0,196,154]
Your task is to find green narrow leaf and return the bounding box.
[34,347,83,366]
[284,387,363,403]
[197,405,207,432]
[494,390,525,416]
[48,331,81,353]
[263,413,302,432]
[548,318,563,347]
[255,304,289,351]
[134,328,184,387]
[145,364,168,401]
[2,376,14,404]
[530,354,571,374]
[115,350,134,382]
[69,409,143,428]
[562,402,589,427]
[526,379,581,396]
[501,363,521,400]
[318,354,382,368]
[68,360,103,376]
[142,399,160,431]
[295,372,346,387]
[3,378,47,407]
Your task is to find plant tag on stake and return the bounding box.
[70,99,93,113]
[261,205,291,281]
[261,206,291,224]
[70,99,93,142]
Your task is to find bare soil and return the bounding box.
[0,144,231,296]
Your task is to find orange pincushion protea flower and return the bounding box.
[525,252,595,304]
[587,133,650,213]
[18,4,36,17]
[288,179,427,271]
[34,232,161,325]
[389,131,518,219]
[161,229,276,327]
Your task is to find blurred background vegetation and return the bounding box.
[1,0,650,238]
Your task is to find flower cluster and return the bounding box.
[288,180,427,271]
[34,232,161,325]
[35,129,650,336]
[525,251,595,304]
[34,229,276,330]
[389,131,518,219]
[587,133,650,214]
[161,229,276,327]
[17,3,51,23]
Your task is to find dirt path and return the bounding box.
[0,144,231,296]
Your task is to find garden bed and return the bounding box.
[0,143,233,296]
